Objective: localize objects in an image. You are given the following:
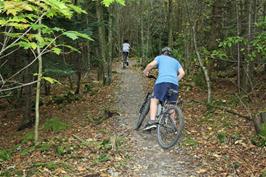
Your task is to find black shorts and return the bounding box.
[123,52,129,59]
[153,82,178,103]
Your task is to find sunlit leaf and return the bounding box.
[4,1,33,16]
[102,0,125,7]
[42,76,61,84]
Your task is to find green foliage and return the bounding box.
[21,131,34,144]
[0,0,91,57]
[43,117,68,132]
[102,0,125,7]
[259,123,266,137]
[251,32,266,59]
[182,136,198,147]
[44,57,76,78]
[251,124,266,147]
[63,31,93,41]
[52,91,80,104]
[192,70,206,89]
[20,146,35,156]
[32,162,58,171]
[0,168,23,177]
[115,136,125,151]
[211,49,228,60]
[100,139,112,151]
[84,83,93,93]
[260,169,266,177]
[218,36,246,48]
[0,149,11,161]
[218,18,266,61]
[55,145,65,156]
[217,132,227,144]
[96,153,110,163]
[251,135,266,147]
[42,76,61,84]
[55,143,74,156]
[36,142,52,152]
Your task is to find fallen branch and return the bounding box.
[191,99,252,121]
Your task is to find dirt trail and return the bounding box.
[114,62,197,177]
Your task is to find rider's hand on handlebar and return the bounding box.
[143,70,149,77]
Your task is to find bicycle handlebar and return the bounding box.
[147,75,157,80]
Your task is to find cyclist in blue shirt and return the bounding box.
[143,47,185,130]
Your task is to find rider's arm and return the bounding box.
[178,67,185,81]
[143,60,158,76]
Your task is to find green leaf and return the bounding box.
[52,47,61,55]
[63,31,78,40]
[42,76,61,84]
[102,0,125,7]
[63,31,93,41]
[45,0,73,19]
[67,4,87,14]
[4,1,33,16]
[57,44,80,53]
[7,22,30,30]
[52,27,64,32]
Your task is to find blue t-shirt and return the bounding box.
[155,55,182,85]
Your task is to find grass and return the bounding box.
[182,136,198,147]
[21,131,34,144]
[43,117,69,132]
[0,149,11,161]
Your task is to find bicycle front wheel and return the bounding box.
[157,105,184,149]
[134,100,150,130]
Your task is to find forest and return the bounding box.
[0,0,266,176]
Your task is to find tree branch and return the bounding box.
[191,99,252,121]
[0,81,38,92]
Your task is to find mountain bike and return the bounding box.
[134,75,184,149]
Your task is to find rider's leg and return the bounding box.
[149,98,159,121]
[143,98,158,130]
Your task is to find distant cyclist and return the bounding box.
[122,40,130,66]
[143,47,185,130]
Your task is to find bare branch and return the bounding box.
[0,80,38,92]
[0,59,8,69]
[0,47,20,60]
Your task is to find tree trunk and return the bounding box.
[168,0,173,48]
[208,0,224,50]
[96,0,107,85]
[85,13,91,71]
[34,20,42,145]
[236,1,241,92]
[192,26,212,104]
[107,7,113,85]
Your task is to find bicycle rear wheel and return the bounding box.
[134,99,150,130]
[157,105,184,149]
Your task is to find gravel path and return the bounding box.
[114,62,197,177]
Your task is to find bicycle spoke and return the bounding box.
[157,106,184,149]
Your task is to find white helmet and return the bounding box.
[161,47,172,55]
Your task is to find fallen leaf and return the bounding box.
[196,168,207,174]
